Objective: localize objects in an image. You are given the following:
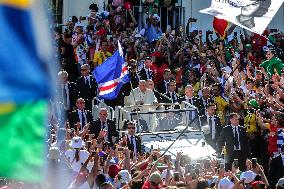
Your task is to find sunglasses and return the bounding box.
[128,127,135,130]
[81,68,88,71]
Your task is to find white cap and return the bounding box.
[118,170,132,184]
[75,22,84,27]
[153,14,160,22]
[161,169,174,180]
[221,66,232,74]
[202,125,211,134]
[70,137,85,149]
[139,28,146,36]
[240,170,257,184]
[135,34,142,38]
[218,177,234,189]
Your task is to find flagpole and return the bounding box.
[128,74,143,137]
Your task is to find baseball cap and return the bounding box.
[240,170,257,184]
[277,178,284,188]
[149,171,162,184]
[218,177,234,189]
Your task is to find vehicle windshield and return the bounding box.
[117,103,202,133]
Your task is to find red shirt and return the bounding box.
[142,181,161,189]
[268,124,278,156]
[151,63,168,84]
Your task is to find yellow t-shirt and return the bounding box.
[193,82,201,97]
[93,51,112,65]
[214,96,228,125]
[244,111,258,133]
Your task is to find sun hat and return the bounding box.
[218,177,234,189]
[70,137,85,149]
[47,147,61,160]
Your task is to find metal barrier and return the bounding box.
[115,101,201,132]
[130,5,185,31]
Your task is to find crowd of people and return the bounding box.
[2,0,284,188]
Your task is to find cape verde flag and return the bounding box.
[93,41,129,99]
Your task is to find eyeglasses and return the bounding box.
[128,127,135,130]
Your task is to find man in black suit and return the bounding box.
[200,103,222,150]
[68,98,93,131]
[75,64,97,110]
[155,69,171,94]
[157,111,180,131]
[146,79,160,103]
[138,57,154,81]
[57,70,76,112]
[164,80,180,103]
[217,113,250,171]
[126,121,142,158]
[180,85,204,116]
[269,144,284,188]
[201,87,213,112]
[90,108,119,146]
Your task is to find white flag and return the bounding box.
[200,0,284,34]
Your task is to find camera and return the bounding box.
[189,17,197,22]
[207,30,213,35]
[252,158,257,168]
[174,172,180,181]
[233,159,238,168]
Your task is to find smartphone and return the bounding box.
[252,158,257,168]
[194,168,199,176]
[234,32,237,37]
[118,147,124,152]
[80,16,86,20]
[190,170,197,179]
[270,29,278,33]
[107,35,112,40]
[204,159,210,169]
[233,159,238,168]
[185,164,192,174]
[220,163,225,169]
[174,160,179,171]
[174,172,179,181]
[164,155,171,164]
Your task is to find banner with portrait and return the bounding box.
[200,0,284,35]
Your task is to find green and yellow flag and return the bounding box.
[0,0,53,182]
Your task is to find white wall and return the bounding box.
[183,0,284,33]
[63,0,284,32]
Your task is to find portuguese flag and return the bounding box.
[213,17,229,39]
[0,0,53,182]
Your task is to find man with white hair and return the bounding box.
[90,108,118,146]
[128,80,157,106]
[128,80,157,131]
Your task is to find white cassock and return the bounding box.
[128,88,157,131]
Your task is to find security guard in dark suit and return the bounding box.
[217,113,250,171]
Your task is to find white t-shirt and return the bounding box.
[65,149,90,172]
